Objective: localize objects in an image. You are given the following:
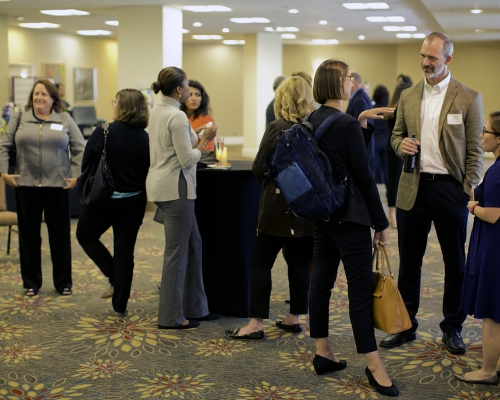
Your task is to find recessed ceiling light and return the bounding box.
[20,72,28,79]
[413,33,426,38]
[312,39,339,44]
[396,33,412,38]
[276,27,299,32]
[19,22,60,29]
[223,40,245,45]
[193,22,202,27]
[336,27,343,31]
[288,9,299,14]
[470,9,483,14]
[281,33,296,39]
[183,5,232,12]
[182,29,190,33]
[40,9,89,16]
[105,20,119,26]
[366,16,405,22]
[475,28,485,33]
[319,20,328,25]
[359,35,365,40]
[222,28,230,32]
[383,26,416,31]
[192,35,223,40]
[77,30,112,36]
[230,17,271,23]
[265,27,274,32]
[343,2,389,10]
[16,16,24,21]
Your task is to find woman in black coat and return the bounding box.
[308,60,399,397]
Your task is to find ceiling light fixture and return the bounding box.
[288,9,299,13]
[192,35,223,40]
[193,22,202,27]
[222,28,230,32]
[319,20,327,25]
[230,17,270,23]
[40,9,89,16]
[182,5,232,12]
[19,22,60,29]
[223,40,245,45]
[264,27,274,32]
[276,27,299,32]
[474,28,485,33]
[383,25,416,31]
[281,33,296,39]
[336,27,343,31]
[343,2,389,10]
[359,35,365,40]
[16,16,24,21]
[182,29,190,33]
[413,33,426,38]
[396,33,412,38]
[312,39,339,44]
[77,30,112,36]
[366,16,405,22]
[105,21,119,26]
[470,9,483,14]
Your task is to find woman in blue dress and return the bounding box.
[454,110,500,386]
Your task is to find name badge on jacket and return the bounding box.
[50,123,63,131]
[447,114,462,125]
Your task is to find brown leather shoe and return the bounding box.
[101,286,114,299]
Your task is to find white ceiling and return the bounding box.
[0,0,499,44]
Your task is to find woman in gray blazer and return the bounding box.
[0,79,85,297]
[147,67,217,329]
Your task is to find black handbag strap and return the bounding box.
[102,123,109,158]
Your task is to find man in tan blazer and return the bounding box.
[380,32,483,354]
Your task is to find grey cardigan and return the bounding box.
[0,109,85,187]
[146,96,202,202]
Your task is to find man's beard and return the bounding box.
[422,62,445,79]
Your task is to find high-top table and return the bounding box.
[195,160,261,317]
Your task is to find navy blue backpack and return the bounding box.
[266,112,347,221]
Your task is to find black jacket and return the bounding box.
[309,106,388,232]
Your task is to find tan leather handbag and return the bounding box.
[372,246,412,334]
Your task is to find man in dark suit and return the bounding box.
[381,32,483,354]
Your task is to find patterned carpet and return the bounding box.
[0,187,498,399]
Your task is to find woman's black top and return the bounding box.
[82,121,150,192]
[309,105,388,232]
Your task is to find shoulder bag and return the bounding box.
[78,123,116,209]
[372,246,412,334]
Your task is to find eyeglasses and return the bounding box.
[343,75,355,82]
[483,127,498,135]
[111,100,117,106]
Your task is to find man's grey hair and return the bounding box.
[273,75,287,91]
[350,71,362,84]
[426,32,454,57]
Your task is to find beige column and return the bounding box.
[0,14,9,105]
[117,6,182,90]
[241,33,282,158]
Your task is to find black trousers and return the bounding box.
[16,187,72,292]
[76,191,147,313]
[250,233,312,318]
[309,221,376,354]
[397,176,468,334]
[386,150,403,207]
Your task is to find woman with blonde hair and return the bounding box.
[225,76,316,340]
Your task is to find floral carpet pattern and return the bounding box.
[0,196,498,399]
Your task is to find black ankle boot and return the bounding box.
[313,354,347,375]
[365,367,399,397]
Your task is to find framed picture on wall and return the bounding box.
[42,63,65,84]
[74,68,96,101]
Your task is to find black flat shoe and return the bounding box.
[379,330,416,348]
[365,367,399,397]
[276,320,302,333]
[158,320,200,329]
[442,331,466,354]
[224,329,264,341]
[313,354,347,375]
[187,313,221,321]
[454,373,499,386]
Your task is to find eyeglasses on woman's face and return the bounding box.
[111,100,117,107]
[343,75,355,82]
[483,127,497,135]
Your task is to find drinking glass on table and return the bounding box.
[216,137,225,165]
